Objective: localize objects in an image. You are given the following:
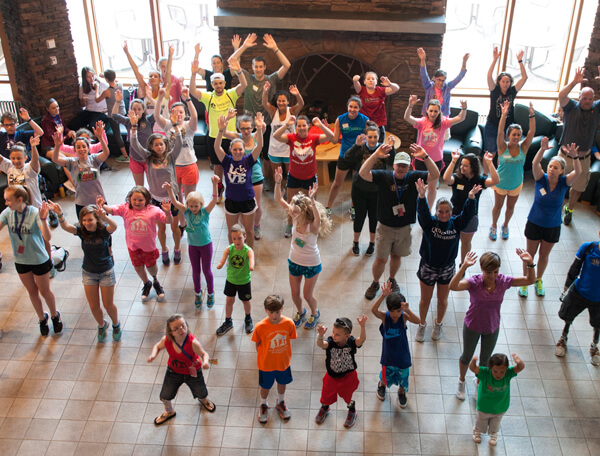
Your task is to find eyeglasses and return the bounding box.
[170,323,186,333]
[3,123,15,128]
[239,127,252,131]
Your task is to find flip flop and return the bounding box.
[154,411,176,425]
[200,399,216,413]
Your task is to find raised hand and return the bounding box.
[540,136,549,150]
[289,84,299,96]
[492,46,500,60]
[162,182,173,192]
[380,76,391,86]
[528,102,535,117]
[115,89,123,102]
[288,115,297,127]
[19,108,31,122]
[451,149,461,162]
[231,34,241,50]
[161,199,171,213]
[380,280,393,297]
[30,135,40,147]
[460,99,467,110]
[316,324,327,337]
[217,114,228,131]
[483,151,494,163]
[52,130,63,146]
[516,49,524,62]
[308,182,318,199]
[128,109,138,126]
[464,251,478,268]
[352,74,360,82]
[516,248,533,264]
[228,58,241,73]
[274,166,283,184]
[355,134,367,145]
[46,200,61,215]
[96,195,105,207]
[408,94,420,107]
[93,121,105,137]
[573,67,585,84]
[409,143,428,159]
[123,41,129,54]
[262,34,278,51]
[226,108,237,121]
[415,178,427,198]
[356,314,368,326]
[158,87,166,98]
[39,201,49,220]
[168,44,175,57]
[468,184,482,198]
[501,100,510,117]
[191,59,200,74]
[417,47,426,61]
[181,85,190,99]
[263,81,271,93]
[375,143,393,159]
[255,112,264,129]
[243,33,257,48]
[564,142,579,158]
[194,43,202,55]
[462,53,470,66]
[210,174,220,185]
[95,204,107,219]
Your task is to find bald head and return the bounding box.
[579,87,595,110]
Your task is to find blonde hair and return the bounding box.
[289,192,332,238]
[185,191,205,209]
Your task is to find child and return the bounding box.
[48,201,121,342]
[252,295,297,423]
[315,315,367,428]
[101,186,172,301]
[0,186,62,336]
[147,314,216,425]
[274,167,332,330]
[163,176,219,308]
[102,68,129,162]
[371,281,420,407]
[215,224,255,335]
[469,353,525,446]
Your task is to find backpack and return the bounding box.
[50,245,69,272]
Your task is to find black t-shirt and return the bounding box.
[487,86,518,127]
[0,130,34,159]
[338,143,389,192]
[325,336,359,378]
[371,170,428,227]
[450,174,488,216]
[76,225,113,273]
[203,69,234,92]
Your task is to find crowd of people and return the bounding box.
[0,35,599,442]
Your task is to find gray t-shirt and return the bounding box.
[560,99,600,151]
[241,69,280,124]
[65,154,106,206]
[105,84,126,118]
[163,120,196,166]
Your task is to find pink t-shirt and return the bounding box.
[464,273,514,334]
[414,117,451,162]
[111,203,166,252]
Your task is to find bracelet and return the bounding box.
[317,337,324,341]
[424,155,431,160]
[183,98,191,103]
[40,217,47,221]
[219,129,225,133]
[526,263,536,268]
[408,105,414,109]
[26,119,32,122]
[131,125,138,128]
[529,115,535,118]
[274,49,280,54]
[518,59,523,63]
[212,194,217,197]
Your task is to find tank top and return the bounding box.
[165,333,201,374]
[269,108,295,158]
[379,312,411,368]
[496,145,525,191]
[289,223,320,267]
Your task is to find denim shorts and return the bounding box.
[82,268,116,287]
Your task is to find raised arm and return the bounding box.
[51,131,68,167]
[448,100,467,126]
[370,282,390,322]
[521,103,536,152]
[229,33,257,63]
[417,48,433,89]
[512,353,525,374]
[563,143,582,186]
[19,108,43,137]
[450,251,477,291]
[511,248,536,287]
[193,43,207,78]
[531,136,548,181]
[229,58,247,97]
[38,202,52,242]
[313,117,336,143]
[497,101,509,154]
[216,246,230,270]
[250,113,265,161]
[359,143,393,182]
[483,152,500,187]
[29,135,40,174]
[410,143,440,181]
[307,183,320,234]
[214,114,229,162]
[163,182,186,213]
[147,336,166,363]
[190,59,203,100]
[289,85,304,116]
[380,76,399,96]
[162,45,174,97]
[273,116,294,143]
[447,53,469,90]
[263,34,291,79]
[153,88,169,129]
[123,41,148,97]
[487,46,500,91]
[205,175,220,213]
[514,49,528,92]
[92,121,110,162]
[182,85,197,131]
[274,167,291,211]
[352,74,362,94]
[443,149,461,185]
[404,95,420,126]
[47,201,77,234]
[469,356,480,375]
[559,67,584,108]
[97,205,117,234]
[355,315,368,347]
[261,81,277,118]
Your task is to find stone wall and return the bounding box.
[583,0,600,96]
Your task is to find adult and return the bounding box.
[519,140,581,298]
[193,35,241,91]
[359,143,440,300]
[557,66,600,226]
[489,101,535,241]
[157,47,183,110]
[352,71,399,141]
[484,46,528,153]
[40,99,76,155]
[450,250,535,400]
[1,109,44,158]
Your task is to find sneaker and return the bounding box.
[162,250,170,266]
[257,404,269,423]
[590,345,600,366]
[326,207,332,218]
[275,401,291,420]
[97,320,107,342]
[472,377,479,400]
[304,310,320,330]
[398,388,408,408]
[284,224,292,238]
[49,267,57,279]
[244,315,254,334]
[153,279,165,300]
[315,406,329,424]
[473,427,481,444]
[501,225,509,240]
[456,379,466,400]
[563,204,573,226]
[217,186,224,204]
[535,278,545,296]
[365,243,375,256]
[39,312,50,337]
[116,155,130,163]
[344,407,357,428]
[489,226,497,241]
[376,381,386,401]
[518,286,528,297]
[415,323,426,342]
[206,293,215,308]
[173,249,182,265]
[112,322,122,342]
[216,320,233,336]
[254,225,262,240]
[431,321,443,341]
[51,311,63,334]
[349,207,355,220]
[293,308,307,327]
[365,281,380,300]
[489,431,497,446]
[195,289,205,309]
[555,338,567,357]
[141,281,153,301]
[48,211,59,228]
[352,243,360,256]
[389,277,400,293]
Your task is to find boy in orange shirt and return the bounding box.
[252,294,297,423]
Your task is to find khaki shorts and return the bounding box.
[560,151,591,193]
[375,223,412,259]
[493,182,523,197]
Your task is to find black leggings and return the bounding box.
[351,185,377,234]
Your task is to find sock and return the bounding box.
[368,242,374,247]
[561,322,571,341]
[112,321,120,329]
[225,317,232,323]
[261,397,267,405]
[347,400,355,412]
[593,328,599,345]
[277,393,285,404]
[353,241,359,247]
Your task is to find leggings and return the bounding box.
[189,243,214,294]
[459,322,500,366]
[106,117,125,149]
[351,185,378,234]
[475,411,505,434]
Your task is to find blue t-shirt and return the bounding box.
[0,206,49,265]
[574,242,600,301]
[379,312,411,369]
[221,154,255,201]
[527,174,569,228]
[184,207,211,247]
[76,225,113,273]
[496,146,525,191]
[338,112,369,158]
[0,130,34,158]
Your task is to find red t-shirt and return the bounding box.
[165,333,201,374]
[359,86,388,126]
[287,133,320,180]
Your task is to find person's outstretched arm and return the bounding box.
[487,46,500,91]
[404,95,420,126]
[263,34,291,79]
[514,49,528,91]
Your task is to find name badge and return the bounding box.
[539,188,547,196]
[392,204,405,216]
[253,85,259,92]
[457,184,464,191]
[342,123,349,129]
[17,245,25,255]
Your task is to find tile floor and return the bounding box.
[0,158,599,456]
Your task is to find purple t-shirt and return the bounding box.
[221,154,255,201]
[465,273,514,334]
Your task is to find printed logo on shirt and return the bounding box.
[292,141,314,162]
[130,217,150,235]
[384,327,402,339]
[78,169,98,182]
[329,345,355,374]
[152,161,168,169]
[269,333,289,353]
[421,127,440,148]
[230,253,245,269]
[227,162,248,185]
[486,383,509,394]
[8,172,26,185]
[294,237,306,248]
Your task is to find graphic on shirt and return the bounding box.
[227,162,248,184]
[292,141,314,161]
[329,346,355,374]
[495,94,514,118]
[130,217,150,235]
[421,127,440,147]
[294,237,306,248]
[78,169,98,182]
[384,327,402,339]
[269,333,289,353]
[230,253,245,269]
[486,383,509,394]
[152,161,168,169]
[8,172,25,185]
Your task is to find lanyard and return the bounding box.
[173,334,194,363]
[14,205,28,242]
[392,175,405,205]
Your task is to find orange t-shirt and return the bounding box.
[251,316,297,372]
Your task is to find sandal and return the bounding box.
[200,399,216,413]
[154,411,176,425]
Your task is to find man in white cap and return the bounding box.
[359,144,440,299]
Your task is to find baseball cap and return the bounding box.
[393,152,411,166]
[210,73,225,83]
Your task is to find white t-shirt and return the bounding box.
[0,158,42,207]
[163,120,197,166]
[269,108,295,158]
[79,81,108,113]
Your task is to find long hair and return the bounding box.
[81,67,95,94]
[165,314,188,342]
[146,134,169,165]
[289,192,332,238]
[77,205,109,242]
[455,153,482,179]
[426,99,442,129]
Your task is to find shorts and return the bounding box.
[417,260,455,286]
[560,151,591,193]
[224,198,257,215]
[207,136,231,165]
[524,220,561,244]
[287,173,317,190]
[15,259,53,276]
[130,159,147,175]
[82,268,116,287]
[320,370,359,406]
[258,367,293,389]
[252,179,264,187]
[288,259,322,279]
[269,154,289,164]
[151,198,180,217]
[159,366,208,402]
[175,163,199,186]
[559,285,600,328]
[493,183,523,197]
[380,365,409,391]
[461,214,479,234]
[224,280,252,301]
[414,157,444,174]
[128,248,159,268]
[375,223,412,259]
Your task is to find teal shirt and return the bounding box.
[241,133,264,184]
[226,244,251,285]
[184,208,211,247]
[476,366,517,414]
[0,206,49,265]
[496,146,525,191]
